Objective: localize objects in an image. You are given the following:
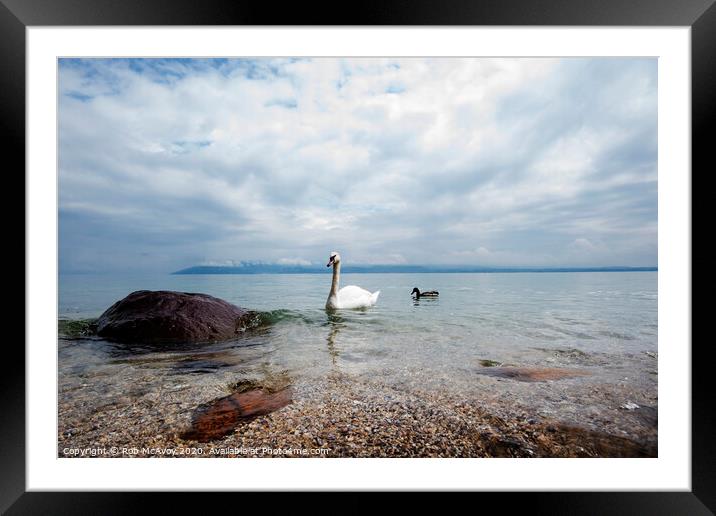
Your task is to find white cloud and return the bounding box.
[571,238,597,251]
[276,257,312,266]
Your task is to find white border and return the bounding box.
[27,27,690,491]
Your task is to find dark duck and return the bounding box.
[411,287,439,298]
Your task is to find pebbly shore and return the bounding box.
[58,369,656,458]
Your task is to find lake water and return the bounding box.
[58,271,658,451]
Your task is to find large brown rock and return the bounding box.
[96,290,257,344]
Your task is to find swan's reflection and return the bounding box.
[325,312,345,366]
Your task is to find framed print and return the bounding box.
[7,0,711,511]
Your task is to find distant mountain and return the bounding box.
[172,264,657,275]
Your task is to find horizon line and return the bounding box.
[171,264,658,275]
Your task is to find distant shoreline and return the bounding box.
[172,265,658,275]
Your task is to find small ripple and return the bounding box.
[540,323,596,340]
[598,330,635,341]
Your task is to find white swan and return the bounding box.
[325,252,380,310]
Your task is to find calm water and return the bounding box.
[59,271,657,434]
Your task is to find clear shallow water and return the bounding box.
[59,272,657,439]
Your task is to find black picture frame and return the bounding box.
[6,0,710,511]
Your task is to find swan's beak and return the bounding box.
[327,257,333,267]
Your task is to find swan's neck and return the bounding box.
[329,261,341,297]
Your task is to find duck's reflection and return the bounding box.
[325,312,345,366]
[412,297,439,307]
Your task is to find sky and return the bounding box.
[58,57,657,273]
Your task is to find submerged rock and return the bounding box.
[181,387,293,441]
[535,422,657,457]
[96,290,257,344]
[475,366,589,382]
[58,318,97,339]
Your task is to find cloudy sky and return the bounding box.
[58,57,657,273]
